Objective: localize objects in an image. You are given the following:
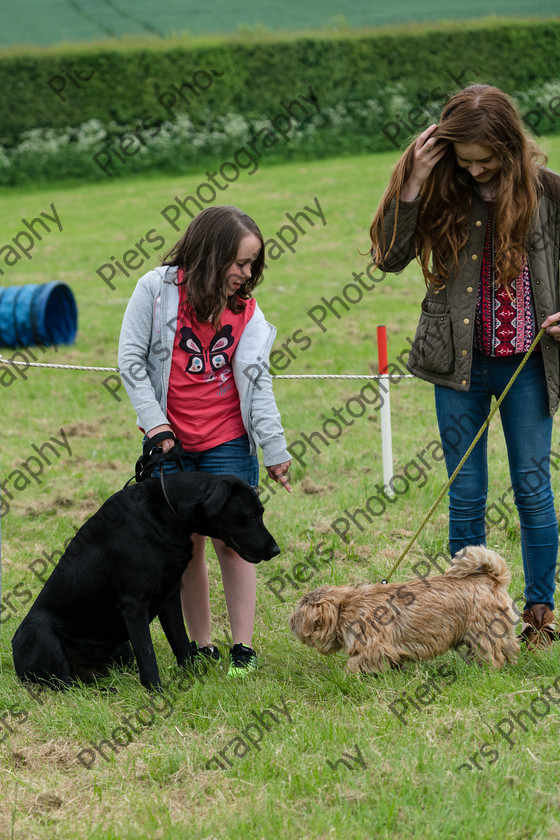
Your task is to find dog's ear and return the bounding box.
[301,592,342,650]
[300,610,324,638]
[203,478,233,517]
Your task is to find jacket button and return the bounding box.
[472,254,478,261]
[462,379,467,385]
[463,318,470,324]
[466,286,473,293]
[461,349,468,356]
[536,280,541,284]
[475,220,482,227]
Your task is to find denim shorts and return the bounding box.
[150,433,259,488]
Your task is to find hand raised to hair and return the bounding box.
[401,124,448,202]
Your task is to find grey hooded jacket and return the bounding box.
[118,265,290,466]
[377,168,560,415]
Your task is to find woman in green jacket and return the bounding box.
[370,84,560,648]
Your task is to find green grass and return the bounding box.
[2,141,560,839]
[0,0,558,48]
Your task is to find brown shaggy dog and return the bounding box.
[289,546,520,673]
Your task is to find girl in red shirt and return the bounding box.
[119,205,291,675]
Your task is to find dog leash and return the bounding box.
[158,473,180,520]
[381,326,547,584]
[123,433,185,520]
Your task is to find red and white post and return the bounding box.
[377,325,394,497]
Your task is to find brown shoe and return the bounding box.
[519,604,557,649]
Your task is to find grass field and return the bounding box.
[0,0,558,48]
[2,140,560,839]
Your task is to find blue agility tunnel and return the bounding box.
[0,282,77,348]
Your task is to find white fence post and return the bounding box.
[377,325,394,498]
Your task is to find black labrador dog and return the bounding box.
[12,473,280,691]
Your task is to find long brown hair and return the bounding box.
[370,85,547,288]
[163,205,265,329]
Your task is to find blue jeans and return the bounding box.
[434,350,558,610]
[151,434,259,488]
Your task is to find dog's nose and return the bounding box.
[270,543,281,558]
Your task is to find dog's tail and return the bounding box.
[444,546,511,587]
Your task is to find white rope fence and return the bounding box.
[0,358,119,373]
[0,326,410,490]
[0,357,414,379]
[0,357,414,380]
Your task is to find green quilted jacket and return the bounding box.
[378,168,560,414]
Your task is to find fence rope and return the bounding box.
[0,359,119,373]
[0,356,414,379]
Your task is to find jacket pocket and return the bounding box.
[409,300,455,374]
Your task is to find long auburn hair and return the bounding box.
[370,85,547,288]
[162,205,265,329]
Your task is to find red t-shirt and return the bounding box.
[166,280,256,451]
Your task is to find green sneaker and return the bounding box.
[227,643,258,677]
